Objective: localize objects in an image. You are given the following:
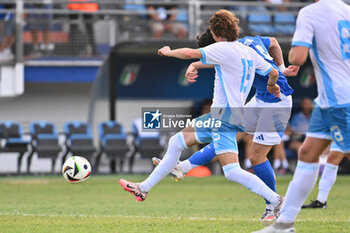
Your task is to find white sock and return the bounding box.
[278,161,319,224]
[266,203,274,211]
[244,158,252,169]
[222,163,280,207]
[274,159,281,169]
[317,163,338,203]
[139,133,188,192]
[178,160,194,173]
[282,159,289,169]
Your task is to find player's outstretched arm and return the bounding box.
[289,46,309,66]
[269,37,300,76]
[267,68,281,98]
[158,46,202,59]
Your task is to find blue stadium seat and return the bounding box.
[96,121,130,173]
[274,13,295,23]
[123,0,147,17]
[248,13,276,35]
[27,121,62,173]
[0,121,30,173]
[62,121,96,168]
[176,8,188,22]
[129,119,164,173]
[274,13,296,35]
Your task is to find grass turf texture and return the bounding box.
[0,175,349,233]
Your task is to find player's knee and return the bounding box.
[249,147,266,166]
[249,155,259,165]
[169,133,187,151]
[168,134,178,147]
[298,144,316,162]
[223,165,240,180]
[327,151,344,165]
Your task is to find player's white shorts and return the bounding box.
[244,94,292,146]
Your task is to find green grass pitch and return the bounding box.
[0,174,349,233]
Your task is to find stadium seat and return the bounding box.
[95,121,130,173]
[0,122,30,173]
[62,121,96,168]
[27,121,62,173]
[248,13,276,35]
[129,118,164,173]
[274,13,296,35]
[119,0,150,40]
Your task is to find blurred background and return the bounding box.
[0,0,349,175]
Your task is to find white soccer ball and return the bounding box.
[62,156,91,183]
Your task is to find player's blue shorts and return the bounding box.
[194,113,242,155]
[330,142,342,152]
[307,104,350,153]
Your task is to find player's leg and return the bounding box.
[254,137,332,233]
[255,106,349,232]
[217,151,283,211]
[302,106,350,209]
[160,132,246,179]
[277,137,331,223]
[249,141,276,220]
[212,125,283,211]
[120,114,213,201]
[303,149,344,209]
[152,142,216,180]
[314,149,343,207]
[249,95,292,220]
[120,127,198,201]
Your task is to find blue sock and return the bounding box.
[189,143,216,166]
[253,160,276,205]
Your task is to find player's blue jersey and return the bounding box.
[238,36,293,103]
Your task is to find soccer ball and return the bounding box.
[62,156,91,183]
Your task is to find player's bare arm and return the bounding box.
[158,46,202,59]
[269,37,284,66]
[267,68,281,98]
[269,37,300,76]
[185,61,214,83]
[289,46,309,66]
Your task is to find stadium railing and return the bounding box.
[0,0,317,67]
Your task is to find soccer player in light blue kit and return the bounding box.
[256,0,350,232]
[153,32,297,222]
[119,10,284,212]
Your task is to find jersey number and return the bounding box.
[240,59,253,93]
[338,20,350,60]
[330,125,344,142]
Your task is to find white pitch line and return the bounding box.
[0,212,349,223]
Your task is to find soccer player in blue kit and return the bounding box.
[255,0,350,232]
[153,29,299,222]
[119,9,285,214]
